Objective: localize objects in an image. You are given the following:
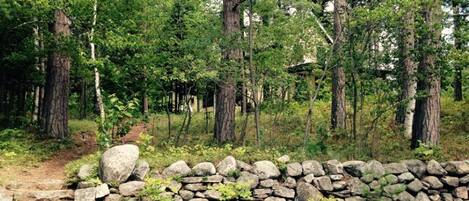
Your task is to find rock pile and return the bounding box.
[70,145,469,201]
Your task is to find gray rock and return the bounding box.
[236,160,253,172]
[368,180,381,190]
[217,156,237,176]
[398,172,415,183]
[78,164,96,180]
[184,183,207,191]
[253,188,272,198]
[460,174,469,184]
[182,177,204,184]
[384,163,408,174]
[407,179,424,193]
[416,192,431,201]
[313,176,333,191]
[453,186,468,199]
[260,179,276,188]
[427,160,447,176]
[324,159,344,174]
[168,180,182,193]
[77,181,96,189]
[395,191,415,201]
[205,190,221,200]
[286,162,302,177]
[237,171,259,189]
[333,181,348,190]
[441,176,459,187]
[192,162,216,176]
[264,197,286,201]
[383,184,406,195]
[204,175,224,183]
[402,159,427,178]
[253,161,281,179]
[360,174,374,184]
[163,160,191,177]
[330,174,344,181]
[284,177,296,188]
[131,160,149,181]
[295,182,323,201]
[446,161,469,175]
[118,181,145,196]
[302,160,325,176]
[95,183,110,199]
[303,174,315,183]
[104,194,122,201]
[277,155,290,163]
[14,190,74,201]
[75,187,95,201]
[0,189,12,201]
[423,176,444,189]
[273,186,295,198]
[174,195,183,201]
[189,199,208,201]
[343,161,366,177]
[361,160,385,179]
[345,196,365,201]
[179,190,194,200]
[442,193,453,201]
[99,144,139,184]
[385,174,399,184]
[348,178,370,196]
[429,194,441,201]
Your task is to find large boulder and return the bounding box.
[99,144,139,184]
[402,159,427,178]
[236,171,259,189]
[78,164,96,180]
[162,160,191,177]
[302,160,325,176]
[286,162,303,177]
[217,156,237,176]
[192,162,216,176]
[74,188,95,201]
[361,160,385,179]
[342,161,366,177]
[253,161,281,179]
[426,160,447,176]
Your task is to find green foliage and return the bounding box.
[64,152,101,185]
[139,178,172,201]
[68,120,97,134]
[208,182,252,201]
[414,143,443,161]
[97,94,140,149]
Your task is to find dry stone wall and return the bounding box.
[72,145,469,201]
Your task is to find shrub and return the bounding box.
[208,182,252,200]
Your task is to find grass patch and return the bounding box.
[69,119,97,134]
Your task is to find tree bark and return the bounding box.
[452,3,463,101]
[331,0,347,130]
[214,0,241,143]
[396,10,417,139]
[32,19,41,122]
[90,0,105,125]
[40,10,71,139]
[412,0,442,148]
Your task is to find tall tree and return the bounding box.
[90,0,105,125]
[396,5,417,139]
[215,0,242,143]
[331,0,347,130]
[452,0,464,101]
[40,10,71,139]
[412,0,442,148]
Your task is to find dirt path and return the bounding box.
[0,131,97,190]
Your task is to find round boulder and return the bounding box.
[99,144,139,184]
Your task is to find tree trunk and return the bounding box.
[214,0,241,143]
[40,10,71,139]
[452,3,463,101]
[396,10,417,139]
[79,78,87,119]
[90,0,105,125]
[412,0,442,148]
[331,0,347,130]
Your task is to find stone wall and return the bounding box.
[72,145,469,201]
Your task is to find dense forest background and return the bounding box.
[0,0,468,166]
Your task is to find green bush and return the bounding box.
[139,178,173,201]
[208,182,252,200]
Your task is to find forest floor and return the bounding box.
[0,131,96,191]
